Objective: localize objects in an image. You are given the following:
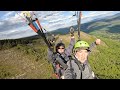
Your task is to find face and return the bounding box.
[57,46,65,54]
[75,49,88,63]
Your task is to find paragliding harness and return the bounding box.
[52,52,68,79]
[69,56,98,79]
[69,56,84,79]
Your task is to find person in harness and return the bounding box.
[64,39,101,79]
[47,27,75,79]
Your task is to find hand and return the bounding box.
[56,64,60,69]
[47,36,55,46]
[70,26,74,37]
[49,40,55,47]
[95,39,101,45]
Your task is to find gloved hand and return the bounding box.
[47,35,55,47]
[49,40,55,47]
[70,26,74,37]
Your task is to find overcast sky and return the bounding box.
[0,11,119,40]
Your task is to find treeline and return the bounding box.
[0,39,32,49]
[0,35,41,50]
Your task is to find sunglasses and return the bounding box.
[58,48,64,49]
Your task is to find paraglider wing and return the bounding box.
[21,11,31,18]
[20,11,40,32]
[21,11,53,51]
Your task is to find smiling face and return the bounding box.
[57,46,65,54]
[75,49,89,63]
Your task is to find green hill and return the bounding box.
[0,31,120,79]
[81,13,120,40]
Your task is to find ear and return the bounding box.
[75,51,79,57]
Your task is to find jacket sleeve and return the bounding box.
[88,42,97,55]
[47,48,54,63]
[65,38,75,56]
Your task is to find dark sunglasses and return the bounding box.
[58,48,64,49]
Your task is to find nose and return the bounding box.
[81,52,85,56]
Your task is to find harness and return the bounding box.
[52,52,69,79]
[53,52,68,70]
[69,56,94,79]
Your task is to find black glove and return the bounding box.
[47,36,55,47]
[70,26,74,37]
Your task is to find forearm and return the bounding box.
[89,42,96,51]
[88,42,97,55]
[65,38,75,55]
[70,37,75,46]
[47,48,54,63]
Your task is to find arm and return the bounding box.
[88,39,101,55]
[88,42,96,56]
[65,37,75,56]
[47,48,54,63]
[65,27,75,56]
[47,36,56,63]
[88,42,96,52]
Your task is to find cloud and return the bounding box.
[0,11,120,40]
[83,11,114,18]
[40,11,75,31]
[0,11,57,39]
[0,20,26,33]
[0,21,4,26]
[3,11,15,18]
[0,11,28,34]
[6,29,36,39]
[0,28,37,39]
[81,11,120,23]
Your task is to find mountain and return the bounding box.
[80,13,120,40]
[45,12,120,41]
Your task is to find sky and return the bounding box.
[0,11,120,40]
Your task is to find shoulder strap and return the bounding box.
[69,56,81,79]
[57,53,67,64]
[69,58,75,79]
[54,53,68,70]
[74,59,84,79]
